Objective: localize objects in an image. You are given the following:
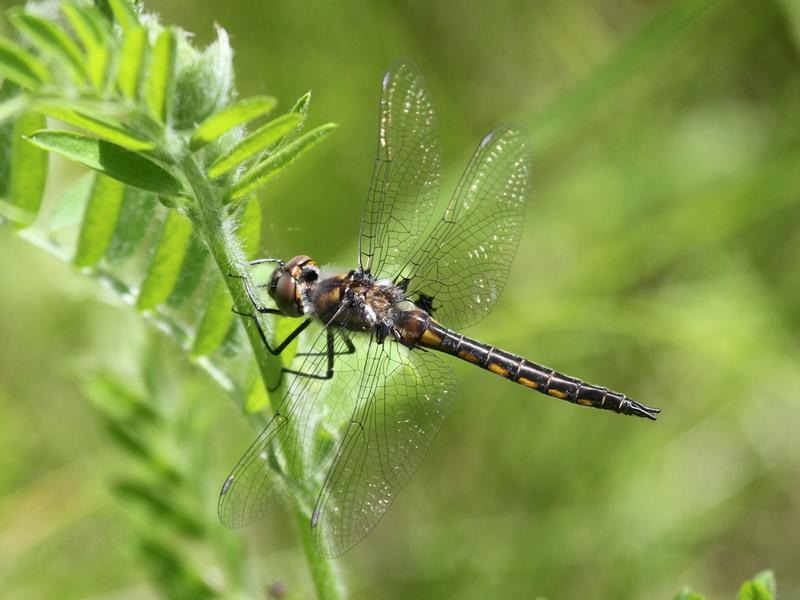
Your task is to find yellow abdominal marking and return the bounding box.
[458,351,480,364]
[518,377,539,389]
[420,329,443,347]
[548,389,568,399]
[488,362,509,376]
[577,398,593,406]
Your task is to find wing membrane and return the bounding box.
[359,59,442,277]
[219,319,364,528]
[399,125,533,329]
[311,344,456,557]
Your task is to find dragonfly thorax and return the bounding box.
[310,268,409,337]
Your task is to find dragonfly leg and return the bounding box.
[296,334,355,357]
[233,308,312,356]
[228,270,279,315]
[283,329,341,381]
[246,257,284,268]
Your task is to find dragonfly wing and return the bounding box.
[218,323,362,528]
[398,125,533,330]
[359,59,443,278]
[310,344,456,557]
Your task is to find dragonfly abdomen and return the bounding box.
[417,318,659,420]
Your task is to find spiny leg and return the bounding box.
[232,308,312,356]
[283,329,341,381]
[228,268,279,316]
[297,335,355,357]
[235,307,352,390]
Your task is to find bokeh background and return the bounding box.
[2,0,800,598]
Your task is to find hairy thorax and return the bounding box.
[309,269,429,344]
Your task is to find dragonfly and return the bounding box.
[219,59,660,557]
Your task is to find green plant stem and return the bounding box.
[293,505,346,600]
[180,152,344,600]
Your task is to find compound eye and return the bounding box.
[268,268,281,294]
[270,271,303,316]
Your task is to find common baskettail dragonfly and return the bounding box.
[219,59,660,557]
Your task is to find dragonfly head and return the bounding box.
[268,255,320,316]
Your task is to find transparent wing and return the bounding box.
[310,343,456,557]
[398,125,533,330]
[359,59,443,278]
[218,316,366,528]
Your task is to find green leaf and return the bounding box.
[753,571,777,598]
[116,24,146,99]
[274,90,311,151]
[27,130,184,195]
[238,195,262,257]
[275,315,300,368]
[289,90,312,119]
[106,186,157,264]
[62,3,112,89]
[0,90,46,225]
[146,29,176,123]
[74,174,126,267]
[0,83,12,197]
[0,198,35,225]
[107,0,140,31]
[114,480,204,538]
[8,9,88,84]
[0,37,50,90]
[167,233,208,309]
[137,210,193,310]
[190,95,277,150]
[207,112,302,178]
[32,97,138,122]
[49,172,95,231]
[0,92,30,125]
[35,103,154,150]
[245,376,269,413]
[83,374,158,424]
[62,3,110,48]
[8,110,48,221]
[101,416,155,462]
[230,122,337,201]
[93,0,114,21]
[137,537,215,600]
[191,280,234,356]
[738,571,776,600]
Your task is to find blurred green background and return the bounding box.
[2,0,800,598]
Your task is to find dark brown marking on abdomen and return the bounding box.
[415,317,659,420]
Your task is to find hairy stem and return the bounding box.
[180,152,344,600]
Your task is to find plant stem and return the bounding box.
[180,153,345,600]
[293,504,346,600]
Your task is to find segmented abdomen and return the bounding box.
[415,317,659,420]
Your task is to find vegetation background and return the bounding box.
[1,0,799,598]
